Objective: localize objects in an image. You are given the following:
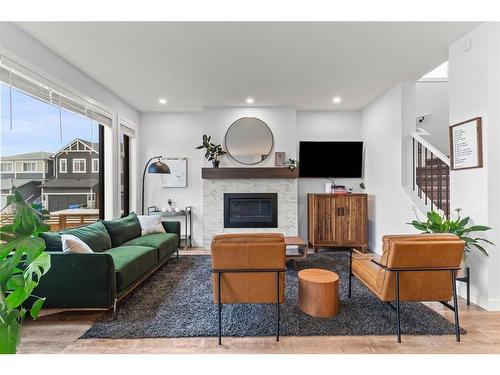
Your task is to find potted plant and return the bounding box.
[285,158,297,170]
[0,190,51,354]
[408,208,493,276]
[195,134,227,168]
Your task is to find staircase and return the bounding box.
[411,129,450,217]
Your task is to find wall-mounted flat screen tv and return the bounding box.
[299,141,363,178]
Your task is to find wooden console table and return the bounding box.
[308,193,368,253]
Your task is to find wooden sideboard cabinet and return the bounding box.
[307,193,368,253]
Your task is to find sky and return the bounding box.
[0,84,99,156]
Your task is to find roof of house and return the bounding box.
[1,151,53,161]
[0,178,40,190]
[40,178,99,189]
[53,138,99,158]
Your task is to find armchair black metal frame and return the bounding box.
[211,267,287,345]
[348,256,462,343]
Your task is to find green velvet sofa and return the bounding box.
[37,213,180,317]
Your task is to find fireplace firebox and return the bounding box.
[223,193,278,228]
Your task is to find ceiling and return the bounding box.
[16,22,479,112]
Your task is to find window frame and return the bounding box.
[72,158,86,173]
[59,158,67,173]
[22,162,37,172]
[1,162,13,172]
[91,158,99,173]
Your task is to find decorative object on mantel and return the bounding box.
[196,134,227,168]
[408,208,494,305]
[224,117,274,165]
[142,156,170,214]
[449,117,483,170]
[275,152,285,166]
[161,158,187,187]
[285,158,297,170]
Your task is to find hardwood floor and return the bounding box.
[17,249,500,354]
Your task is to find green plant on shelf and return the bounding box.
[195,134,227,167]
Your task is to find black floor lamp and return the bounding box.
[142,156,171,214]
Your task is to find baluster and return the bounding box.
[446,164,450,218]
[424,147,428,205]
[438,159,442,211]
[413,138,416,191]
[417,142,422,198]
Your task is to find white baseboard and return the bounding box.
[487,299,500,311]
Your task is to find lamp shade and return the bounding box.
[147,160,171,174]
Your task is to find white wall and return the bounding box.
[448,22,500,310]
[203,107,297,168]
[0,23,140,219]
[416,81,450,154]
[361,83,418,253]
[296,111,362,239]
[140,108,364,245]
[139,112,204,246]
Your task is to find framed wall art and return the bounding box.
[161,157,188,187]
[275,152,285,167]
[449,117,483,170]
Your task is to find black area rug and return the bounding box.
[81,253,459,339]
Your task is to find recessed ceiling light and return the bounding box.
[159,98,167,105]
[246,97,255,104]
[332,96,342,104]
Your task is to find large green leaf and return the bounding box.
[29,297,45,320]
[0,320,20,354]
[6,275,25,290]
[464,225,492,233]
[6,288,28,309]
[26,251,51,278]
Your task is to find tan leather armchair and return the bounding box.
[351,234,465,342]
[211,233,286,344]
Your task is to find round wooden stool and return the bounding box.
[298,268,340,318]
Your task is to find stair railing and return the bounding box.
[411,128,450,217]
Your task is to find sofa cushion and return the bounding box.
[40,231,64,252]
[102,213,142,247]
[40,221,112,252]
[63,221,112,252]
[122,233,178,260]
[61,234,94,254]
[104,245,157,293]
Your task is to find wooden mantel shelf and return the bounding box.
[202,167,299,179]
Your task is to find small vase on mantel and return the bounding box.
[212,160,220,168]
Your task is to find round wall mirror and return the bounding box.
[224,117,274,165]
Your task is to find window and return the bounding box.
[59,158,67,173]
[120,133,130,216]
[73,159,86,173]
[92,158,99,173]
[22,162,37,172]
[1,70,106,221]
[0,162,12,172]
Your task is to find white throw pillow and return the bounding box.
[137,215,165,236]
[61,234,94,254]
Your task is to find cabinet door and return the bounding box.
[339,195,367,246]
[315,195,339,245]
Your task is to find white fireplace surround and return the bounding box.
[203,178,298,247]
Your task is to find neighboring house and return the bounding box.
[0,151,53,208]
[40,139,100,212]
